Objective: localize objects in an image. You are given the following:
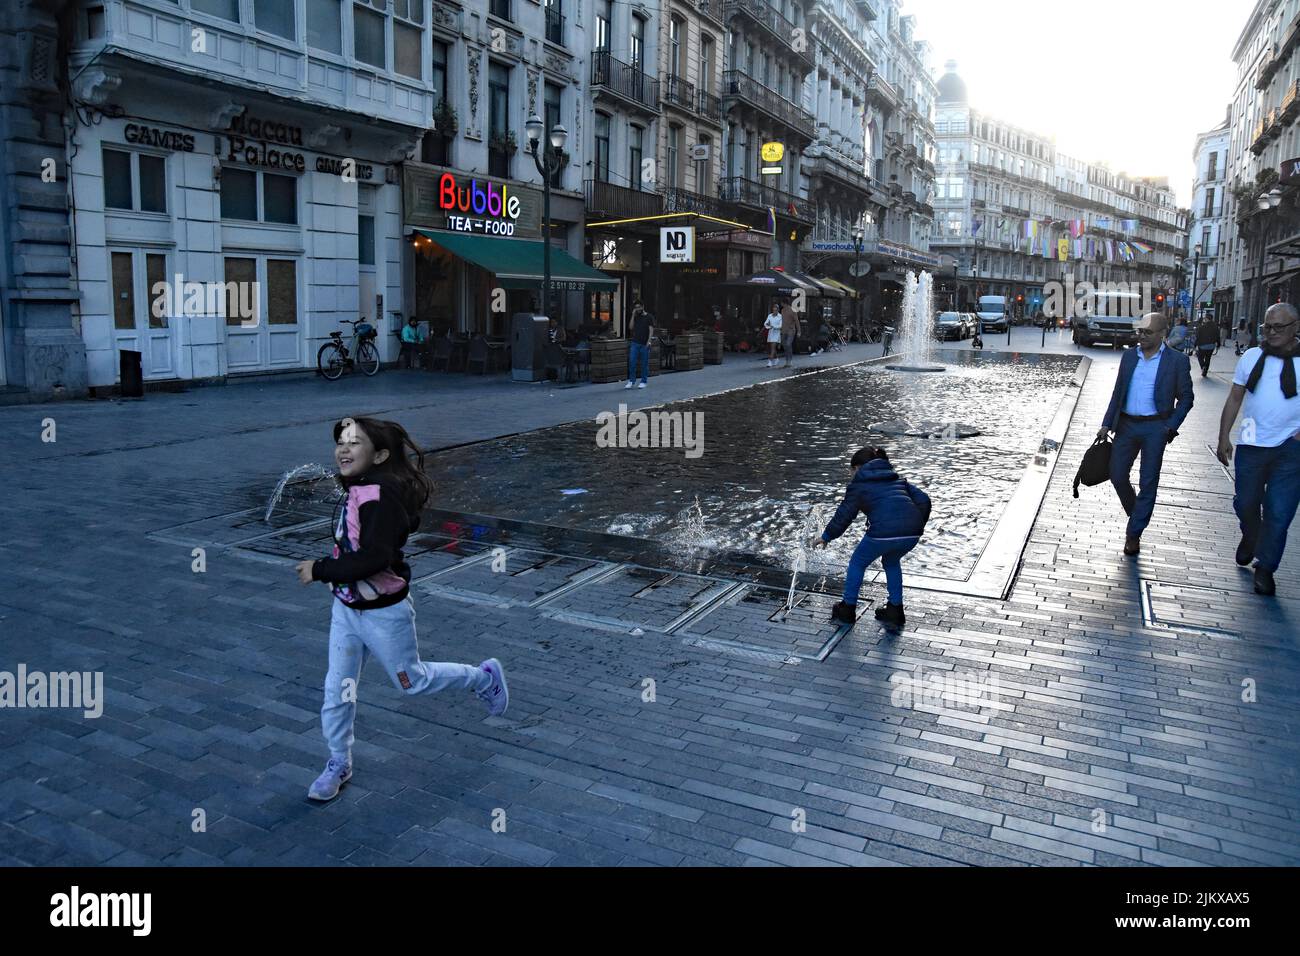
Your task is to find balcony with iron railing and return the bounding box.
[866,74,900,110]
[591,50,660,114]
[721,70,816,142]
[724,0,813,70]
[719,176,814,224]
[662,184,728,218]
[584,179,664,219]
[663,75,697,113]
[697,89,723,123]
[697,0,725,26]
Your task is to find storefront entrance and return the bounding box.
[223,255,301,372]
[109,248,175,380]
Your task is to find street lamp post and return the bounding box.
[1188,242,1202,326]
[1251,188,1283,347]
[852,226,864,333]
[525,114,568,321]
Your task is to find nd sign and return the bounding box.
[660,226,695,263]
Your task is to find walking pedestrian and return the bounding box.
[626,300,653,389]
[1216,302,1300,596]
[812,446,932,629]
[764,303,783,367]
[295,417,508,801]
[781,301,800,368]
[1235,319,1251,356]
[1097,312,1195,556]
[1194,313,1219,377]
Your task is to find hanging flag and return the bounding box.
[972,217,983,235]
[1130,240,1153,254]
[1106,239,1115,261]
[1058,237,1070,262]
[997,217,1007,230]
[767,207,776,233]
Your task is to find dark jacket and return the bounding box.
[821,459,932,542]
[1101,344,1195,433]
[312,473,419,609]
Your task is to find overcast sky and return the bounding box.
[902,0,1253,206]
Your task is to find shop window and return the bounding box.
[224,257,257,327]
[359,215,375,266]
[263,173,298,224]
[220,168,258,220]
[254,0,294,39]
[307,0,342,54]
[104,148,167,214]
[267,259,298,325]
[111,252,135,330]
[139,155,166,213]
[193,0,239,22]
[354,4,385,68]
[103,148,133,210]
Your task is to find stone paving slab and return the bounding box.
[1,334,1298,866]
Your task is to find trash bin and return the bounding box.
[120,349,144,398]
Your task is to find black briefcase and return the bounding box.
[1073,435,1113,498]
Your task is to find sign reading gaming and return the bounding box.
[438,172,520,235]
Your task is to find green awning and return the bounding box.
[414,229,618,292]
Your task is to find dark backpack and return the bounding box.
[1073,435,1113,498]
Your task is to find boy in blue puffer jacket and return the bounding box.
[812,446,931,628]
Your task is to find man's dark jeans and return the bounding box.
[1235,438,1300,573]
[1110,416,1169,539]
[1196,345,1214,375]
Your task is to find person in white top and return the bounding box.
[1216,302,1300,596]
[763,304,782,367]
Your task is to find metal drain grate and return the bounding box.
[1140,579,1241,639]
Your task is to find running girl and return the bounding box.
[295,417,508,801]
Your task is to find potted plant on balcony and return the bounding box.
[432,101,459,137]
[489,129,518,154]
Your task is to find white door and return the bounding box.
[110,249,175,380]
[223,255,301,372]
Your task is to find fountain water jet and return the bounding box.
[265,463,343,523]
[887,270,946,373]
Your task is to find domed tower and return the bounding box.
[937,60,967,106]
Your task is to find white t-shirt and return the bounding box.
[1233,347,1300,447]
[764,312,783,342]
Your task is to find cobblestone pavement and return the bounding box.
[2,334,1297,867]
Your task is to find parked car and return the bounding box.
[934,311,969,341]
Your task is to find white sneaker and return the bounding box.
[307,756,352,801]
[624,381,633,389]
[637,382,646,389]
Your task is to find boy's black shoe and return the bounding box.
[1236,536,1255,567]
[874,603,906,627]
[1254,567,1277,596]
[830,602,857,625]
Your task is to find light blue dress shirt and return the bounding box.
[1123,342,1165,417]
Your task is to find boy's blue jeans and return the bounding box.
[842,534,921,606]
[1234,438,1300,573]
[322,598,489,761]
[628,342,650,384]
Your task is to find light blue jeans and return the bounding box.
[322,597,489,761]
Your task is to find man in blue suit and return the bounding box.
[1097,312,1195,556]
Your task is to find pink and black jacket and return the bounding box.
[312,474,418,610]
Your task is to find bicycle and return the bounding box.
[317,318,381,381]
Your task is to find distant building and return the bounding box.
[931,61,1184,317]
[1190,118,1231,321]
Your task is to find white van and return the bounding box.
[977,295,1008,333]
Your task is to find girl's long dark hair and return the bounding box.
[851,446,890,468]
[334,417,434,515]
